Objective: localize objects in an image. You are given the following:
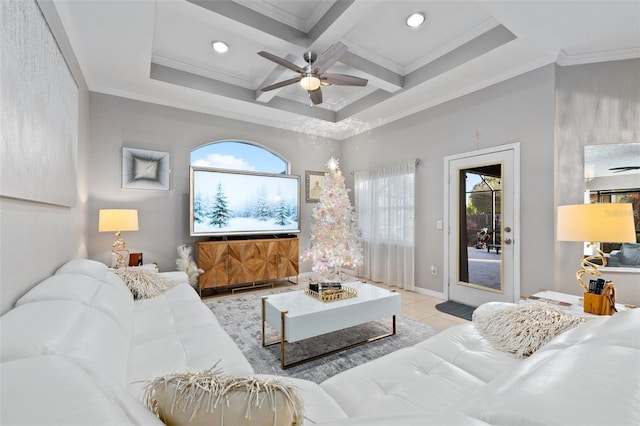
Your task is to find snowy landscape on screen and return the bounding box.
[192,169,299,235]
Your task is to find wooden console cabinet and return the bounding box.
[196,237,298,292]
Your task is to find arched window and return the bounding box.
[191,141,288,174]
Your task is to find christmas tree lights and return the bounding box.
[303,157,363,280]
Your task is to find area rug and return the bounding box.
[435,300,476,321]
[206,290,440,383]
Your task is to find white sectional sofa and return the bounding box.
[1,258,638,425]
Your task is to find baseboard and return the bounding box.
[413,286,445,300]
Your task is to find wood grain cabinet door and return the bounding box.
[278,238,299,277]
[228,241,256,285]
[196,242,229,289]
[254,240,279,281]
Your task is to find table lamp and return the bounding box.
[557,203,636,291]
[98,209,139,268]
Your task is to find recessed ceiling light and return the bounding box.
[406,12,425,28]
[212,41,229,53]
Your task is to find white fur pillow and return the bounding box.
[473,302,587,357]
[143,369,304,426]
[113,267,175,299]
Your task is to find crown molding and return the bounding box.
[556,47,640,66]
[152,53,253,89]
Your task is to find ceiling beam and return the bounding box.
[307,0,360,42]
[186,0,309,49]
[255,53,300,103]
[405,25,517,89]
[180,1,509,121]
[334,25,518,122]
[340,52,403,93]
[150,63,335,122]
[190,0,403,101]
[336,89,393,122]
[305,1,403,92]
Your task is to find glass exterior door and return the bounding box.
[446,146,519,306]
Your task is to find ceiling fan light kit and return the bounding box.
[300,75,321,91]
[258,42,368,105]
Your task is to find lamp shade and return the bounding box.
[98,209,139,232]
[557,203,635,243]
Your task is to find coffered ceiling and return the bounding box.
[52,0,640,140]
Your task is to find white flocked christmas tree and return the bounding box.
[303,157,363,280]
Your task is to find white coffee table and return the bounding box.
[261,282,401,369]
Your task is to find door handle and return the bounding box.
[504,238,512,245]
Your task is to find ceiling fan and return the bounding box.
[258,42,368,105]
[609,166,640,173]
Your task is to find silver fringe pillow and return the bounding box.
[113,267,175,299]
[143,368,304,426]
[473,302,587,357]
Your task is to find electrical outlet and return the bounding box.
[436,220,443,230]
[430,265,437,276]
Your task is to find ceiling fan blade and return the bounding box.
[261,77,301,92]
[308,88,323,105]
[323,73,368,86]
[609,166,640,172]
[258,51,304,73]
[312,42,348,74]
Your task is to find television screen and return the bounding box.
[190,167,300,236]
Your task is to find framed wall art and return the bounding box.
[1,0,78,207]
[122,147,170,190]
[305,170,325,203]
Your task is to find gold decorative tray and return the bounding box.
[305,285,358,303]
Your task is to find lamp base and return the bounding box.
[113,249,130,269]
[576,242,606,292]
[112,231,130,269]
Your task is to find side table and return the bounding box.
[522,289,632,317]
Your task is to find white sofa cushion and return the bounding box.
[254,375,349,425]
[128,283,254,396]
[1,300,131,386]
[158,270,191,284]
[1,301,86,362]
[320,322,521,418]
[55,258,111,280]
[0,356,162,426]
[461,308,640,425]
[314,412,490,426]
[16,272,134,338]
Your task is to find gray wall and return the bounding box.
[0,1,90,314]
[87,93,341,272]
[554,59,640,305]
[341,65,556,299]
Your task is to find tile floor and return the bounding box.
[373,281,470,330]
[203,277,470,331]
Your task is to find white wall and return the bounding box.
[554,59,640,305]
[87,93,341,272]
[340,65,557,299]
[0,1,89,314]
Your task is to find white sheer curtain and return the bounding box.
[354,161,415,290]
